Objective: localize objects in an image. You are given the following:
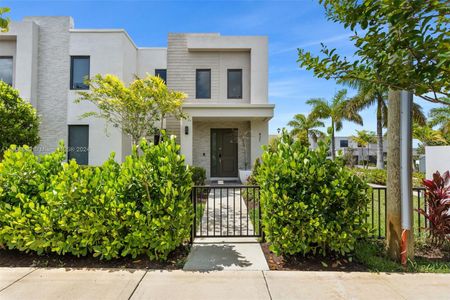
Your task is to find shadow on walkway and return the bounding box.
[183,244,252,271]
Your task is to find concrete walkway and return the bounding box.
[1,268,450,299]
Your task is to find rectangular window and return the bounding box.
[340,140,349,148]
[0,56,13,86]
[227,69,242,99]
[155,69,167,84]
[196,69,211,99]
[70,56,90,90]
[68,125,89,165]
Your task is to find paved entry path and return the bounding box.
[185,186,268,271]
[197,187,258,237]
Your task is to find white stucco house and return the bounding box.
[0,16,274,180]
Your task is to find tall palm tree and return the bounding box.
[351,130,377,168]
[307,89,363,160]
[343,80,426,169]
[287,113,324,146]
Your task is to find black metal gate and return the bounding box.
[191,185,262,240]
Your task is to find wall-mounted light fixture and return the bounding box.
[259,133,261,142]
[185,126,189,135]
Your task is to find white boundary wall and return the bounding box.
[425,146,450,179]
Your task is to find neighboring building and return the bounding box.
[333,136,387,165]
[0,17,274,179]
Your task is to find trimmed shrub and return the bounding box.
[256,130,370,256]
[191,166,206,185]
[348,168,425,187]
[0,136,193,260]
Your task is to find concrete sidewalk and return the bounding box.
[1,268,450,300]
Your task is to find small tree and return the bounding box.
[0,81,40,157]
[76,74,187,146]
[351,130,376,169]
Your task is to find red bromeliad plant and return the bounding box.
[416,171,450,246]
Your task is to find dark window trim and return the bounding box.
[70,56,90,90]
[0,56,14,86]
[196,69,211,99]
[227,69,243,99]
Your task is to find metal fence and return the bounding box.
[367,186,429,238]
[191,185,262,240]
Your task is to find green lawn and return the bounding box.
[366,188,429,238]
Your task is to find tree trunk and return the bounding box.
[387,89,402,261]
[376,97,385,169]
[331,120,336,160]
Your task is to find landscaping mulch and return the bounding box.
[260,243,367,272]
[0,245,190,269]
[415,243,450,262]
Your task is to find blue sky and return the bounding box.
[4,0,440,136]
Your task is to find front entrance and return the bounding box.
[211,128,238,177]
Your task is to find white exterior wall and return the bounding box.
[425,146,450,179]
[1,17,273,173]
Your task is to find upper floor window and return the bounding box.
[196,69,211,99]
[227,69,242,99]
[340,140,349,148]
[0,56,13,86]
[155,69,167,84]
[70,56,90,90]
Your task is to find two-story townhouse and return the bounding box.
[0,17,274,180]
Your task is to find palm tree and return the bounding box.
[307,89,363,160]
[428,106,450,137]
[413,123,448,154]
[287,113,324,146]
[351,130,377,168]
[343,80,426,169]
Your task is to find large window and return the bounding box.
[0,56,13,86]
[340,140,349,148]
[196,69,211,99]
[70,56,90,90]
[155,69,167,84]
[68,125,89,165]
[227,69,242,99]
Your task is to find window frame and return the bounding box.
[340,139,349,148]
[68,125,89,165]
[227,69,243,99]
[196,69,211,99]
[0,56,14,86]
[70,56,90,90]
[155,69,167,83]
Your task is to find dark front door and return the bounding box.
[211,129,238,177]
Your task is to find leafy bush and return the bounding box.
[0,136,193,260]
[255,130,369,256]
[191,166,206,185]
[417,171,450,246]
[0,82,40,156]
[247,158,261,185]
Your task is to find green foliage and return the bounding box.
[0,136,193,260]
[0,7,10,32]
[0,82,40,156]
[298,0,449,105]
[247,158,261,185]
[348,168,424,187]
[287,113,324,146]
[76,74,187,145]
[256,130,370,257]
[191,166,206,186]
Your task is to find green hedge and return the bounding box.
[256,131,370,256]
[0,137,193,260]
[348,168,425,187]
